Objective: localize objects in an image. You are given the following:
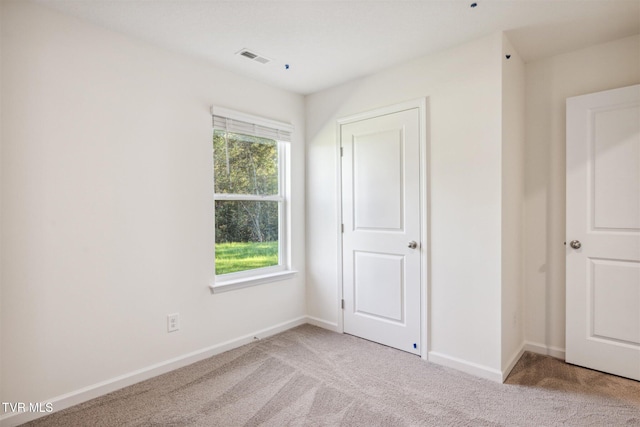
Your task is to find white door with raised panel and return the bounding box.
[566,84,640,381]
[340,105,422,355]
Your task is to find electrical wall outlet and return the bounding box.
[167,313,180,332]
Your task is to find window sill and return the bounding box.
[209,270,298,294]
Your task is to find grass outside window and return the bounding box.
[215,241,278,275]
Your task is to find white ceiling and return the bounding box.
[33,0,640,95]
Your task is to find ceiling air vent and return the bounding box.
[236,49,271,65]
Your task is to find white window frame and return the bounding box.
[209,107,296,293]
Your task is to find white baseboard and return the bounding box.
[427,351,503,383]
[305,315,339,332]
[0,316,308,427]
[523,341,566,360]
[502,344,526,382]
[429,344,528,383]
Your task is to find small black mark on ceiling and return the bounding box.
[470,2,478,8]
[506,54,511,59]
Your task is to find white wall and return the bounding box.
[1,0,305,417]
[500,35,525,372]
[306,33,506,375]
[524,34,640,357]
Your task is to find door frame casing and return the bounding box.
[335,98,429,360]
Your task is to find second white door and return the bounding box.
[340,105,422,355]
[566,84,640,381]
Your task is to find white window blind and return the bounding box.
[211,106,292,142]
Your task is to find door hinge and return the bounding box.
[341,224,344,233]
[341,299,345,309]
[340,147,343,157]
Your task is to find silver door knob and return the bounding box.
[408,241,418,249]
[569,240,581,249]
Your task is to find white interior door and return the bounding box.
[566,84,640,381]
[340,106,422,355]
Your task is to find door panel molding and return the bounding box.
[353,250,406,324]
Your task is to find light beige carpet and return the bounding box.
[25,325,640,426]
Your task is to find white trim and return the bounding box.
[0,316,307,427]
[306,316,339,332]
[210,106,293,133]
[502,344,526,382]
[210,270,297,293]
[213,194,283,202]
[523,341,566,360]
[336,99,426,125]
[428,351,503,383]
[419,98,429,361]
[335,115,345,334]
[336,98,429,355]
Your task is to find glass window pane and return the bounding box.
[215,200,279,275]
[213,130,278,195]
